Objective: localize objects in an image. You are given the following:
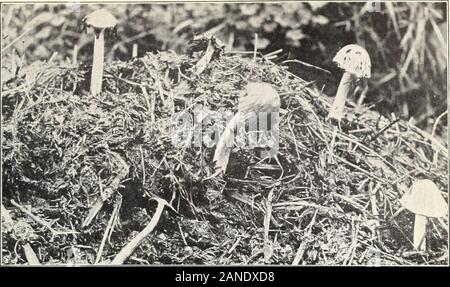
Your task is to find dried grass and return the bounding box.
[1,37,448,265]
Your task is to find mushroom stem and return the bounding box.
[72,44,78,66]
[132,43,138,58]
[413,214,427,251]
[90,30,105,96]
[328,71,355,121]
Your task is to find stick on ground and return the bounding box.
[111,198,175,265]
[11,200,77,235]
[23,243,41,265]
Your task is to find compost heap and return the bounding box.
[2,36,448,265]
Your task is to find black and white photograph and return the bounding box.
[0,1,448,267]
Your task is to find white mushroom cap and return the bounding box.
[238,82,280,114]
[400,179,448,218]
[333,44,371,79]
[83,8,118,30]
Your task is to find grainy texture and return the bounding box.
[2,37,447,265]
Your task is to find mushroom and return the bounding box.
[400,179,448,251]
[83,8,118,96]
[211,82,280,176]
[328,44,371,122]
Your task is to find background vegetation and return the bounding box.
[2,2,447,136]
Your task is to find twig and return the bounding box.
[173,19,194,34]
[82,196,104,228]
[327,126,339,164]
[194,40,215,75]
[331,193,375,218]
[292,210,316,265]
[263,188,274,263]
[95,195,122,264]
[407,122,448,157]
[111,198,175,265]
[139,145,146,188]
[23,243,41,265]
[363,119,400,144]
[369,182,381,241]
[140,85,154,123]
[82,152,129,227]
[227,237,242,255]
[332,155,390,185]
[273,200,330,212]
[1,26,34,54]
[263,49,283,61]
[10,200,77,235]
[282,59,331,74]
[204,21,227,37]
[177,221,188,246]
[292,241,307,265]
[431,110,448,164]
[343,219,360,265]
[107,30,156,60]
[226,190,264,213]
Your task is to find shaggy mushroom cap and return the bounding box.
[400,179,448,218]
[238,82,280,114]
[333,44,371,79]
[83,8,118,30]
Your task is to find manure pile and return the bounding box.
[1,37,448,265]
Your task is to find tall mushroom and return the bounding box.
[212,82,280,175]
[400,179,448,251]
[328,44,371,122]
[83,8,118,96]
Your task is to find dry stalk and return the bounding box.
[111,198,175,265]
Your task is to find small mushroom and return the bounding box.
[328,44,371,122]
[211,82,280,176]
[83,9,118,96]
[400,179,448,251]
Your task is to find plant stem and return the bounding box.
[90,30,105,96]
[23,243,41,265]
[328,71,354,121]
[111,198,169,265]
[413,215,427,251]
[212,113,241,175]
